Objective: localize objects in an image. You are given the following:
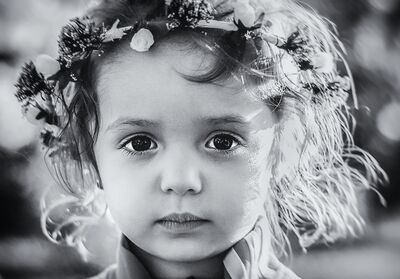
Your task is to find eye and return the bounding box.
[121,135,157,154]
[206,133,240,151]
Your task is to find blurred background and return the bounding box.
[0,0,399,278]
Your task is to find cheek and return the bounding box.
[95,150,156,233]
[207,154,269,239]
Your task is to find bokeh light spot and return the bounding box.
[377,102,400,141]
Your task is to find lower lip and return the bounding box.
[156,220,209,233]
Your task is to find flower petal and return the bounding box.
[311,52,335,73]
[103,19,133,42]
[130,28,155,52]
[35,54,61,78]
[233,2,256,28]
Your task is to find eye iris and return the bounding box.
[131,136,152,151]
[213,135,233,150]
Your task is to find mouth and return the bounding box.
[156,213,209,233]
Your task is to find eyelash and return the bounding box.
[120,148,147,157]
[118,132,244,157]
[205,132,243,156]
[118,133,157,157]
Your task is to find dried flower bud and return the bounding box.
[167,0,215,28]
[58,17,104,68]
[130,28,155,52]
[15,62,53,102]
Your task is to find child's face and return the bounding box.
[93,43,276,262]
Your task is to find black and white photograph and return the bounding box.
[0,0,399,278]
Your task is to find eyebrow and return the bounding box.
[106,114,250,132]
[106,118,160,132]
[203,115,249,126]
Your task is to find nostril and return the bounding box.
[160,182,202,196]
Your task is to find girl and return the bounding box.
[15,0,386,278]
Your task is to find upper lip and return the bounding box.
[158,213,207,223]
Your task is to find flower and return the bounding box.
[15,62,53,102]
[130,28,155,52]
[35,54,61,78]
[22,102,46,125]
[58,17,104,68]
[21,93,55,126]
[167,0,214,28]
[233,1,256,28]
[310,52,335,73]
[103,19,133,43]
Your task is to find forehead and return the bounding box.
[95,44,274,130]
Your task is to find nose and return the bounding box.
[159,147,203,196]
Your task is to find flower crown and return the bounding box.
[15,0,353,155]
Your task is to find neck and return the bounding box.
[124,237,226,279]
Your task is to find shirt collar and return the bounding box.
[115,216,299,279]
[115,236,153,279]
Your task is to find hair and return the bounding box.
[41,0,387,259]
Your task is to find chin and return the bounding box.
[153,239,227,262]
